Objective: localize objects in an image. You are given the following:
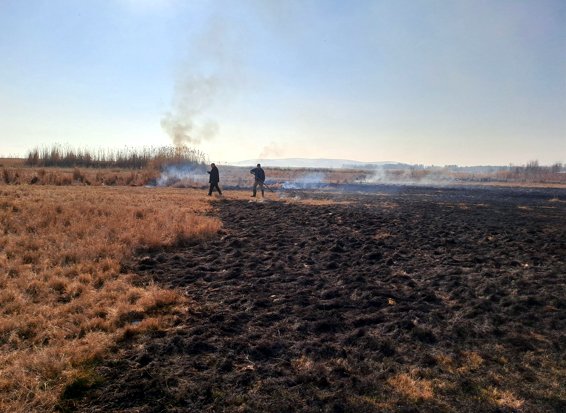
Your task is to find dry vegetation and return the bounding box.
[2,155,565,189]
[25,145,207,170]
[1,157,159,186]
[0,185,220,412]
[2,145,209,188]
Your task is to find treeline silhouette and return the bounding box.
[25,145,207,169]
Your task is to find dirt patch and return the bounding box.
[71,186,566,413]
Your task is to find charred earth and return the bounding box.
[70,185,565,413]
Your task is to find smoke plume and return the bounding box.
[156,164,208,187]
[161,75,220,146]
[162,10,248,149]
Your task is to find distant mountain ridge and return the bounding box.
[228,158,408,169]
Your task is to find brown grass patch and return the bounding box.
[291,355,315,372]
[1,164,161,186]
[459,351,484,372]
[387,372,434,401]
[0,185,219,412]
[483,387,524,410]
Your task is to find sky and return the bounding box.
[0,0,564,166]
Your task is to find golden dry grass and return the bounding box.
[2,160,566,189]
[1,165,160,186]
[387,371,434,401]
[0,158,25,167]
[0,185,220,412]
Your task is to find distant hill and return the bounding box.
[228,158,409,169]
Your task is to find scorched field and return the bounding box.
[67,185,566,413]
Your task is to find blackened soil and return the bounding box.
[74,186,566,413]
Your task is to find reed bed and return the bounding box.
[25,145,207,170]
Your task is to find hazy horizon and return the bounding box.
[1,0,564,166]
[5,149,562,169]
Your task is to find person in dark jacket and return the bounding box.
[207,163,222,196]
[250,163,265,197]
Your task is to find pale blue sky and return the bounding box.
[1,0,564,165]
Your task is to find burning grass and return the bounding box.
[0,185,220,412]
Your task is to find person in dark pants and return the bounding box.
[207,163,222,196]
[250,163,265,197]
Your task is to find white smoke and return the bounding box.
[161,11,246,148]
[156,164,208,187]
[282,172,327,189]
[161,75,220,146]
[365,166,456,186]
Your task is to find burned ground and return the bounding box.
[71,186,565,413]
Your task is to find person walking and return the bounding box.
[250,163,265,197]
[207,163,222,196]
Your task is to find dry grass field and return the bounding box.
[1,156,565,189]
[0,162,564,412]
[1,165,160,187]
[0,185,220,412]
